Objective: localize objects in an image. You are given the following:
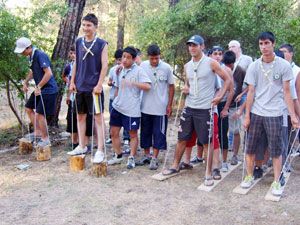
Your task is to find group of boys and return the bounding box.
[14,12,300,196]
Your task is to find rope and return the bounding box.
[205,105,214,178]
[161,91,183,171]
[39,91,51,145]
[99,93,107,162]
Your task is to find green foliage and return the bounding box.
[0,8,28,90]
[136,0,300,71]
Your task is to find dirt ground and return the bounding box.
[1,87,300,225]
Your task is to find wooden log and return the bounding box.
[36,145,51,161]
[69,155,85,172]
[91,162,107,177]
[19,138,33,155]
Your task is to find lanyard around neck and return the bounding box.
[82,35,97,60]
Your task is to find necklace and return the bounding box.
[82,35,97,60]
[259,55,276,82]
[150,61,161,89]
[192,55,205,96]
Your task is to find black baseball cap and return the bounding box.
[186,35,204,45]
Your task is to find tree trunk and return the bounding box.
[48,0,86,127]
[169,0,179,7]
[117,0,128,49]
[6,79,25,128]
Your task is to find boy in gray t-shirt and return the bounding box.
[241,32,299,196]
[108,46,151,169]
[138,44,175,170]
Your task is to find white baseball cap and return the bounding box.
[228,40,241,48]
[14,37,32,53]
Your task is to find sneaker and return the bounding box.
[204,176,214,186]
[108,154,123,165]
[122,145,131,155]
[230,155,238,165]
[105,138,112,144]
[240,175,254,188]
[149,158,159,170]
[86,145,92,154]
[253,166,263,179]
[271,181,283,196]
[279,173,286,187]
[127,156,135,169]
[37,139,50,147]
[190,156,204,164]
[93,151,104,163]
[221,162,229,172]
[136,155,151,166]
[124,140,130,146]
[67,145,88,155]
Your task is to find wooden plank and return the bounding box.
[197,161,242,192]
[264,172,291,202]
[233,167,272,195]
[151,163,201,181]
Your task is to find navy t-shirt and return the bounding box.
[75,37,107,92]
[30,49,58,94]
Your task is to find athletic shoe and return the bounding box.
[253,166,263,179]
[279,174,286,187]
[124,140,130,145]
[271,181,283,196]
[86,145,92,154]
[127,156,135,169]
[204,176,214,186]
[108,154,123,165]
[67,145,88,155]
[190,156,204,164]
[37,139,50,147]
[230,155,238,165]
[93,151,104,163]
[105,138,112,144]
[240,175,254,188]
[136,155,151,166]
[221,162,229,172]
[262,164,268,173]
[122,145,131,155]
[149,158,159,170]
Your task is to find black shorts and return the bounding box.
[76,91,104,115]
[178,107,210,145]
[246,113,283,158]
[66,102,93,136]
[25,92,57,116]
[140,113,168,150]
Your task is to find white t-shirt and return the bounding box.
[140,60,174,116]
[244,56,293,117]
[112,64,151,117]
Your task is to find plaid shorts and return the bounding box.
[246,113,283,158]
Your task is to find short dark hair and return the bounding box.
[147,44,160,56]
[123,46,137,58]
[275,49,285,59]
[114,49,123,59]
[70,45,75,52]
[257,31,275,43]
[82,13,98,26]
[222,50,236,65]
[279,43,294,53]
[135,48,142,56]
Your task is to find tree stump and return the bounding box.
[91,162,107,177]
[69,155,85,172]
[19,138,33,155]
[36,145,51,161]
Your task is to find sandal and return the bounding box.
[212,168,222,180]
[162,168,180,176]
[204,176,214,186]
[179,162,194,170]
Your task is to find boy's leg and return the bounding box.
[36,113,48,140]
[129,130,138,156]
[152,115,168,158]
[185,130,196,163]
[77,113,87,148]
[25,93,42,137]
[140,113,153,157]
[94,113,105,151]
[111,126,122,154]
